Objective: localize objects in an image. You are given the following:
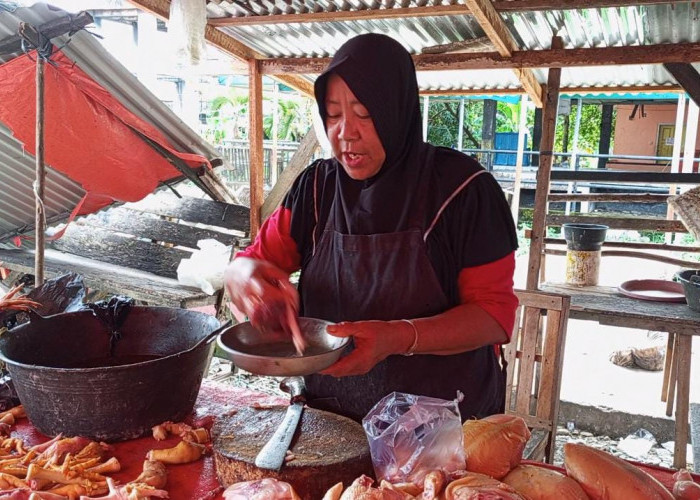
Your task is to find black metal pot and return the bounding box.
[0,306,220,442]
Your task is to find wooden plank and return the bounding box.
[515,289,565,310]
[526,36,562,289]
[662,333,675,403]
[249,59,264,239]
[543,237,700,253]
[262,127,318,220]
[505,306,523,412]
[515,307,541,416]
[547,193,671,203]
[664,63,700,108]
[546,214,687,232]
[550,171,700,183]
[208,5,470,25]
[76,207,237,249]
[666,334,679,417]
[676,335,693,469]
[259,43,700,74]
[50,225,191,279]
[493,0,690,11]
[540,283,700,332]
[522,429,549,462]
[0,247,212,307]
[126,192,249,233]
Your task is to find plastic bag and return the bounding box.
[177,239,231,295]
[362,391,466,485]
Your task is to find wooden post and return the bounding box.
[526,36,563,291]
[457,97,465,151]
[248,59,264,238]
[598,104,614,170]
[511,94,528,223]
[270,81,279,187]
[34,54,45,286]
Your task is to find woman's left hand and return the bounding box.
[319,320,413,377]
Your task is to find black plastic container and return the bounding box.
[562,223,609,251]
[0,307,220,441]
[676,270,700,312]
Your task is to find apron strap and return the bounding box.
[423,169,488,242]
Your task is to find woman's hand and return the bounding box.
[224,257,298,332]
[319,320,414,377]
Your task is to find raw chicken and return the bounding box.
[461,415,530,479]
[339,475,408,499]
[222,478,301,500]
[442,472,526,499]
[672,469,700,500]
[502,464,589,499]
[564,442,673,500]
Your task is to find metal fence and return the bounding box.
[216,140,302,186]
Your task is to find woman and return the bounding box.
[225,33,518,423]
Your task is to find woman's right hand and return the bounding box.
[224,257,298,332]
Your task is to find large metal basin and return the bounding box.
[0,307,220,442]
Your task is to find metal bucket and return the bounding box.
[0,306,220,442]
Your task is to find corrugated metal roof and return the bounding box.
[207,1,700,91]
[0,2,227,246]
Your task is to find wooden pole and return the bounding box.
[511,94,528,222]
[457,97,465,151]
[34,54,45,287]
[526,36,563,290]
[248,59,264,238]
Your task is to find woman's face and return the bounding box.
[324,74,386,180]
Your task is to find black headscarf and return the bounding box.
[313,33,431,234]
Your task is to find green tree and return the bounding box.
[554,102,617,168]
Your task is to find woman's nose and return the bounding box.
[339,116,360,140]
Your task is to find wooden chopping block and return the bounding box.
[212,405,373,499]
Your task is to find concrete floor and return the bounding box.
[514,251,700,425]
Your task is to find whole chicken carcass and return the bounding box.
[502,464,589,500]
[222,478,301,500]
[442,472,525,500]
[564,442,673,500]
[461,414,530,479]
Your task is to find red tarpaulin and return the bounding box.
[0,49,211,218]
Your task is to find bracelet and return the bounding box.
[400,319,419,356]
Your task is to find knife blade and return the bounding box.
[254,376,305,471]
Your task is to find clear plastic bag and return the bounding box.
[362,391,466,485]
[177,239,231,295]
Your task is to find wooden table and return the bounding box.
[542,283,700,469]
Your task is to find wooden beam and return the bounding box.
[493,0,693,11]
[419,84,682,96]
[462,0,543,106]
[527,36,563,290]
[259,43,700,74]
[248,59,264,239]
[261,127,318,221]
[208,5,471,26]
[664,63,700,108]
[126,0,314,97]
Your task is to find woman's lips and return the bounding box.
[343,152,364,168]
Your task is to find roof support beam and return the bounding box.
[664,63,700,108]
[493,0,694,11]
[208,5,471,26]
[126,0,313,97]
[463,0,543,107]
[205,0,689,26]
[420,84,682,96]
[260,43,700,74]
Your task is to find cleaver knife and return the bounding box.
[254,376,306,471]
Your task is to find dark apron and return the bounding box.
[299,170,505,423]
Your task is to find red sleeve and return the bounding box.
[457,251,518,340]
[235,207,301,274]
